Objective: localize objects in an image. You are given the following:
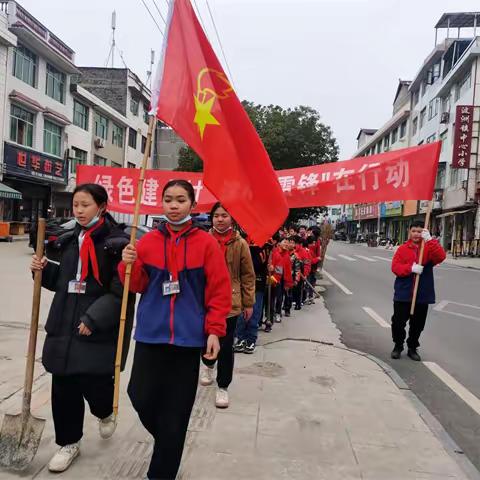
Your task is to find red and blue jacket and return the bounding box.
[392,239,446,304]
[118,222,231,347]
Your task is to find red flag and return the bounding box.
[150,0,288,245]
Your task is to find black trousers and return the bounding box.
[391,301,429,350]
[202,315,237,389]
[128,342,200,480]
[52,374,113,447]
[283,288,293,313]
[293,279,304,308]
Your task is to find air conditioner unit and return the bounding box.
[94,137,105,149]
[440,112,450,124]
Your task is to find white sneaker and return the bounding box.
[215,388,229,408]
[99,413,117,439]
[200,366,214,386]
[48,443,80,472]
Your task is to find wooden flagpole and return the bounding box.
[113,114,157,417]
[409,200,433,316]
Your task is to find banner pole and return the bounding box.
[113,115,157,417]
[409,199,433,316]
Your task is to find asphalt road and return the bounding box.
[322,240,480,472]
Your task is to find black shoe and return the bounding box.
[234,340,246,353]
[407,349,421,362]
[284,311,291,317]
[390,347,402,360]
[264,322,272,333]
[294,305,301,311]
[244,342,256,354]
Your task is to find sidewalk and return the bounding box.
[1,295,476,479]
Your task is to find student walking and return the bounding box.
[30,183,135,473]
[120,180,231,480]
[390,221,446,361]
[199,203,255,408]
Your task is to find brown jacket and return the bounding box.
[212,230,255,317]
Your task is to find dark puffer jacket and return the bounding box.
[40,216,136,376]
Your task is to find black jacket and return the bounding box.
[249,245,269,293]
[40,216,136,376]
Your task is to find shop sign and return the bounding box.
[4,142,67,184]
[384,201,402,217]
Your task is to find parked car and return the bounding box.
[30,217,151,262]
[334,230,347,241]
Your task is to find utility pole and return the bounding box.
[111,11,116,68]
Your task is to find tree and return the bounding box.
[176,102,339,221]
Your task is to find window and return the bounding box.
[130,96,139,116]
[112,124,124,147]
[13,44,37,87]
[428,100,433,120]
[412,90,419,107]
[127,162,136,168]
[94,155,107,166]
[400,120,407,138]
[420,108,427,129]
[73,100,88,130]
[440,131,448,152]
[10,104,34,147]
[128,128,137,149]
[432,63,441,83]
[421,81,427,97]
[391,128,398,144]
[383,135,390,151]
[441,95,450,114]
[43,120,62,157]
[428,99,438,120]
[94,113,108,140]
[436,165,446,189]
[70,147,87,174]
[426,134,436,144]
[450,165,459,186]
[45,64,65,103]
[141,135,147,153]
[412,117,418,136]
[376,143,381,154]
[456,71,471,100]
[143,104,149,124]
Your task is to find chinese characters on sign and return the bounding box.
[3,143,67,184]
[452,105,474,169]
[77,142,441,214]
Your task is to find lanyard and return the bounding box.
[76,231,86,282]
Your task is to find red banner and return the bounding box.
[77,142,440,214]
[452,105,474,168]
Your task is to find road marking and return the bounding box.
[322,270,353,295]
[423,362,480,416]
[362,306,390,328]
[355,255,376,262]
[325,255,337,261]
[373,256,392,262]
[338,254,357,262]
[433,300,480,322]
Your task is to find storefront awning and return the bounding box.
[436,208,474,218]
[0,182,22,200]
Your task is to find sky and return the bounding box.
[18,0,480,159]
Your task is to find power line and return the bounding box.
[139,0,164,37]
[205,0,235,87]
[151,0,167,26]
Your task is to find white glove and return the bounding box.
[421,229,432,242]
[411,263,424,275]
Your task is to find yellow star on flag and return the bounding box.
[194,95,220,139]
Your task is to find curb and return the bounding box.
[260,337,480,480]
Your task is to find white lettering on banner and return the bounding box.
[141,178,159,206]
[461,115,471,123]
[192,179,204,202]
[94,174,114,202]
[461,124,470,133]
[321,172,331,182]
[460,133,468,142]
[386,160,409,189]
[333,168,355,193]
[297,173,319,189]
[359,162,381,191]
[117,176,135,204]
[278,175,296,192]
[458,158,466,167]
[461,106,470,114]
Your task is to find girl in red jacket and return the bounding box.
[120,180,231,480]
[266,238,293,331]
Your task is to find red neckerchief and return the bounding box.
[213,229,234,257]
[165,222,192,280]
[79,217,105,285]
